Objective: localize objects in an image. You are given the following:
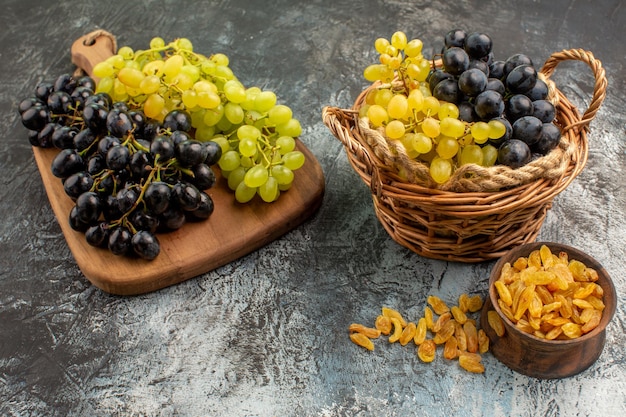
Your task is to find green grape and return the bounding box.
[422,117,440,138]
[163,54,184,78]
[459,144,484,166]
[235,181,257,203]
[107,54,125,70]
[176,37,193,51]
[197,91,221,109]
[181,65,200,82]
[203,105,224,126]
[282,151,306,170]
[238,138,257,157]
[488,119,506,139]
[142,60,164,77]
[385,120,405,139]
[258,176,279,203]
[387,94,409,119]
[218,150,241,171]
[240,155,254,168]
[430,157,453,184]
[363,64,394,82]
[438,102,460,120]
[422,96,440,116]
[481,144,498,166]
[367,104,388,127]
[271,165,294,185]
[224,103,244,125]
[215,65,235,80]
[172,72,193,91]
[400,134,419,159]
[374,38,390,54]
[255,91,277,112]
[237,125,261,140]
[471,121,490,144]
[276,118,302,137]
[149,37,165,49]
[276,136,296,154]
[93,61,115,78]
[268,104,293,125]
[224,79,247,103]
[195,125,215,141]
[144,93,165,119]
[412,132,433,154]
[212,53,229,66]
[95,76,114,95]
[414,59,432,82]
[439,117,465,138]
[374,88,393,107]
[181,90,198,109]
[436,136,460,159]
[405,39,423,57]
[140,75,161,95]
[407,88,424,112]
[244,164,269,188]
[390,31,408,50]
[227,166,246,191]
[117,67,144,88]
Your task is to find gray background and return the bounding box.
[1,0,625,416]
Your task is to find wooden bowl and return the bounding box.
[480,242,617,379]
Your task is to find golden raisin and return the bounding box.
[413,317,427,345]
[427,295,450,315]
[349,323,381,339]
[463,321,478,353]
[443,335,458,360]
[467,295,483,313]
[494,281,512,307]
[432,311,452,333]
[455,322,468,352]
[417,339,436,363]
[433,320,456,345]
[477,329,489,354]
[399,322,417,346]
[350,332,374,351]
[459,352,485,373]
[388,317,403,343]
[375,315,392,335]
[487,310,505,337]
[424,306,435,331]
[382,307,407,327]
[451,305,468,324]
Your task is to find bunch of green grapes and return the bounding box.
[92,37,305,203]
[359,31,505,184]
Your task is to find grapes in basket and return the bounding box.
[360,29,562,184]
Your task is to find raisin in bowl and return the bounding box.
[480,242,617,379]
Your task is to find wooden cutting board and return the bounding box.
[31,32,325,295]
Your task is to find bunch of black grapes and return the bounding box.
[18,73,222,260]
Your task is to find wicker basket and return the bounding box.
[322,49,607,263]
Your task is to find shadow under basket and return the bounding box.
[322,49,607,263]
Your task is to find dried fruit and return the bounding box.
[427,295,450,315]
[417,339,437,363]
[478,329,489,354]
[487,310,505,337]
[399,322,417,346]
[463,320,479,353]
[350,332,374,351]
[459,352,485,373]
[414,317,427,345]
[349,323,382,339]
[388,317,404,343]
[382,307,407,327]
[492,245,605,340]
[375,315,392,335]
[443,336,458,359]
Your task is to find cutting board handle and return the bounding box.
[71,30,117,79]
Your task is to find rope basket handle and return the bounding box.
[540,48,607,133]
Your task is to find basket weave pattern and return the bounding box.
[323,49,606,262]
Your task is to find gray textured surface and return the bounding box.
[1,0,625,416]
